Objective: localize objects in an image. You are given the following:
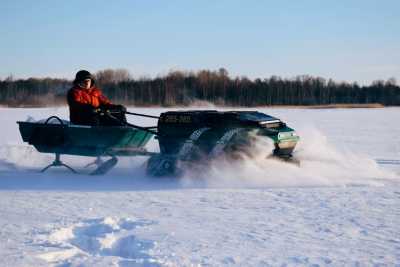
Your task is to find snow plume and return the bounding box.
[0,144,50,169]
[181,127,398,188]
[0,128,397,190]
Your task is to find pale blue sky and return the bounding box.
[1,0,399,84]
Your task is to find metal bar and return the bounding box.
[105,113,159,136]
[125,111,160,119]
[125,122,159,135]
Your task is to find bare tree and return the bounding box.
[95,68,131,84]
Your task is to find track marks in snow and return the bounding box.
[35,217,160,267]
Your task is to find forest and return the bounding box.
[0,68,399,107]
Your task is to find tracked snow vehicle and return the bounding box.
[17,110,299,175]
[146,110,299,176]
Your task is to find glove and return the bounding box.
[92,107,106,116]
[92,108,101,114]
[115,104,127,113]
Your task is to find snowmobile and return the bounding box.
[17,110,299,176]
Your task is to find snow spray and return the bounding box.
[181,127,398,188]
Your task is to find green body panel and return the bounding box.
[157,110,300,158]
[18,121,153,157]
[264,126,300,144]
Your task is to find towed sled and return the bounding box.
[17,110,300,176]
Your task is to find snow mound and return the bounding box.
[35,217,160,266]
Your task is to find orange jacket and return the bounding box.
[67,86,112,124]
[68,86,111,108]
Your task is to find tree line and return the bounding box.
[0,68,399,107]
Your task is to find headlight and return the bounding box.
[278,131,297,139]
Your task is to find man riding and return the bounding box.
[67,70,127,126]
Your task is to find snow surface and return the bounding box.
[0,106,399,266]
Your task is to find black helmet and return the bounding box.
[73,70,95,85]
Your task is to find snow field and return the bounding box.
[0,107,399,266]
[2,187,399,266]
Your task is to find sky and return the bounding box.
[0,0,399,85]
